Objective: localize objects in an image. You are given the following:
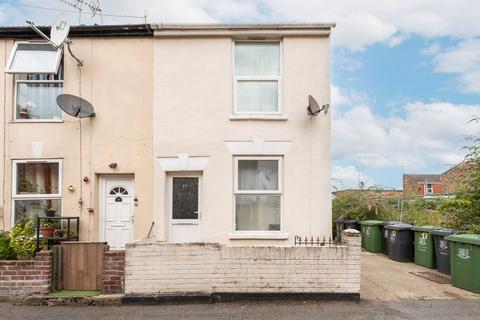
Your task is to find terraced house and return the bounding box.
[0,22,364,299]
[0,23,333,248]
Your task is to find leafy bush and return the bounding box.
[0,232,16,260]
[401,198,449,226]
[438,131,480,233]
[10,221,36,258]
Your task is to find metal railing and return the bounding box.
[294,235,339,246]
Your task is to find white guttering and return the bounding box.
[151,23,335,38]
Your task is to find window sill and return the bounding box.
[229,114,288,121]
[229,232,289,240]
[11,120,64,123]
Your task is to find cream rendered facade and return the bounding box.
[152,24,333,245]
[0,28,154,246]
[0,24,333,247]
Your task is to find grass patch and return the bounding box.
[48,290,101,297]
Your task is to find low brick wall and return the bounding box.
[125,230,361,298]
[0,251,53,296]
[102,250,125,294]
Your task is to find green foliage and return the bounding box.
[332,191,372,221]
[0,232,16,260]
[40,219,60,228]
[10,221,36,258]
[401,198,449,226]
[332,191,398,222]
[439,129,480,233]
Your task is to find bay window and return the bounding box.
[234,157,282,232]
[234,42,281,114]
[12,160,62,224]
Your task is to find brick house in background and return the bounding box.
[403,174,442,196]
[403,161,473,197]
[441,161,473,194]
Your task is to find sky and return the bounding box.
[1,0,480,190]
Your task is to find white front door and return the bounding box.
[101,176,134,249]
[168,175,201,243]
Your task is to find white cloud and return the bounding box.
[332,165,375,190]
[428,39,480,93]
[331,85,369,108]
[332,88,480,169]
[331,86,352,107]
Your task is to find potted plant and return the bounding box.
[10,221,36,260]
[18,179,38,194]
[45,207,56,217]
[40,219,60,238]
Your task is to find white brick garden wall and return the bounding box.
[124,230,361,296]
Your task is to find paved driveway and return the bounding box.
[361,251,480,300]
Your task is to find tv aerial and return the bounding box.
[56,94,95,118]
[26,14,83,67]
[307,95,329,116]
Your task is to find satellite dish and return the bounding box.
[56,94,95,118]
[307,94,329,116]
[50,14,70,48]
[26,15,83,66]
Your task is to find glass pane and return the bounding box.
[10,43,60,73]
[10,43,59,72]
[172,177,198,219]
[235,195,280,231]
[14,199,61,224]
[16,82,63,120]
[235,43,280,76]
[236,81,278,113]
[16,162,59,195]
[238,160,278,191]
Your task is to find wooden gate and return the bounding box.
[61,242,108,290]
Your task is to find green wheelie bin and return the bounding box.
[360,220,383,252]
[445,234,480,293]
[411,225,439,269]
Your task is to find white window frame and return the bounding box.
[5,41,63,74]
[13,78,64,122]
[426,183,433,195]
[11,159,63,225]
[232,41,283,116]
[232,156,284,237]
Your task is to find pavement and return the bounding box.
[1,299,480,320]
[360,251,480,300]
[1,251,479,319]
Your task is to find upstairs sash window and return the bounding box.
[234,42,281,114]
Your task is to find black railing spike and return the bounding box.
[293,235,341,246]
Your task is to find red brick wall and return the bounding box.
[432,183,442,194]
[102,250,125,294]
[0,251,52,296]
[403,175,419,196]
[441,162,473,194]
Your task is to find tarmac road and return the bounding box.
[1,299,480,320]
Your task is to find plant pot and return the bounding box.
[41,227,55,237]
[46,210,56,217]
